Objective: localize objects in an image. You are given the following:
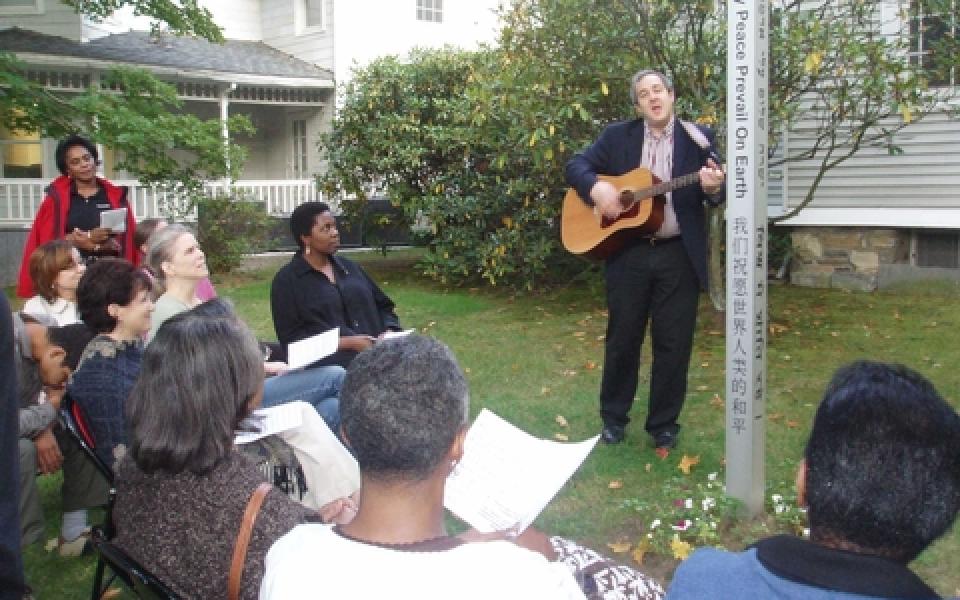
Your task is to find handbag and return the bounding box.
[227,482,273,600]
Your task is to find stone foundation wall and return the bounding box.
[789,227,909,291]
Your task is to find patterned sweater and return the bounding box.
[68,335,142,467]
[113,453,312,600]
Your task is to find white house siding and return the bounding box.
[261,0,334,70]
[200,0,263,41]
[0,2,81,41]
[783,110,960,218]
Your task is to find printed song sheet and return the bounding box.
[287,327,339,370]
[444,408,599,533]
[99,208,128,233]
[234,403,304,444]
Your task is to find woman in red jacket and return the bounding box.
[17,134,138,297]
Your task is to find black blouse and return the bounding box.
[270,253,400,368]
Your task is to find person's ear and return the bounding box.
[339,425,353,451]
[107,303,120,319]
[449,425,468,467]
[161,259,175,277]
[795,459,808,508]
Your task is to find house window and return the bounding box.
[292,119,308,179]
[0,0,43,15]
[909,0,957,86]
[916,230,960,268]
[296,0,324,33]
[417,0,443,23]
[0,125,42,178]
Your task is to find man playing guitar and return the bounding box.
[565,69,725,451]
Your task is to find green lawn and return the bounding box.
[20,249,960,597]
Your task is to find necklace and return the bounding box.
[333,525,463,552]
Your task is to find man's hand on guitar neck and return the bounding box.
[699,158,725,196]
[590,180,623,220]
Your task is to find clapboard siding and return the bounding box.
[0,2,81,41]
[261,0,333,70]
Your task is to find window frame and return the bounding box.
[295,0,325,35]
[0,0,44,16]
[416,0,443,24]
[908,0,958,87]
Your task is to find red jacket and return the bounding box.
[17,175,139,298]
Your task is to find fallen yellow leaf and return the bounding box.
[786,420,800,429]
[606,540,631,554]
[678,454,700,475]
[632,537,652,565]
[554,432,569,441]
[584,360,598,370]
[695,385,709,392]
[555,414,568,427]
[671,534,693,560]
[710,393,723,408]
[541,386,551,395]
[601,81,609,96]
[608,479,623,489]
[644,463,652,472]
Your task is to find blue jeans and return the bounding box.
[262,366,345,435]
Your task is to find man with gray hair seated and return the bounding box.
[668,360,960,599]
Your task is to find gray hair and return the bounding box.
[629,69,674,105]
[126,299,263,475]
[145,223,195,296]
[340,335,469,481]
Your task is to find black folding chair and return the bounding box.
[58,394,118,600]
[89,527,182,599]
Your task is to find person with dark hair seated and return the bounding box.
[270,201,402,368]
[69,258,153,469]
[17,134,138,298]
[261,335,665,599]
[113,303,358,599]
[668,360,960,599]
[13,313,104,556]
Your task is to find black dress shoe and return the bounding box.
[653,430,677,450]
[601,424,625,445]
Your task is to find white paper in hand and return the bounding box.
[287,327,339,370]
[381,328,415,340]
[234,403,304,444]
[99,208,128,233]
[444,408,599,533]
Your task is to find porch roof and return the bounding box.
[0,27,333,87]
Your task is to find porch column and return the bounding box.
[219,83,237,188]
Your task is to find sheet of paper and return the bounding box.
[444,408,599,533]
[287,327,339,370]
[381,328,415,340]
[99,208,128,233]
[234,403,304,444]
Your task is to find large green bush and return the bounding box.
[196,193,271,274]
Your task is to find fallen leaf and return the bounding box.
[655,447,670,460]
[632,538,652,565]
[606,540,631,554]
[554,433,569,441]
[608,479,623,489]
[562,369,578,377]
[573,331,586,337]
[830,331,839,337]
[678,454,700,475]
[596,335,606,341]
[555,414,568,427]
[707,330,722,336]
[464,367,471,374]
[644,463,652,472]
[584,360,598,370]
[786,419,800,429]
[695,385,709,392]
[700,362,709,368]
[671,534,693,560]
[541,386,551,395]
[768,412,783,422]
[710,393,723,408]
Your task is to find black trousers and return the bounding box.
[600,238,700,436]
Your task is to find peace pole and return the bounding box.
[725,0,768,516]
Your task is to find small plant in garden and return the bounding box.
[766,483,809,538]
[621,472,740,561]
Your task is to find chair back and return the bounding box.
[90,527,182,599]
[60,393,115,484]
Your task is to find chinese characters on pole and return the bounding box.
[726,0,768,516]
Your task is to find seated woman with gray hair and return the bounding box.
[261,335,664,599]
[113,301,359,599]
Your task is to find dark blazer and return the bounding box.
[565,118,724,290]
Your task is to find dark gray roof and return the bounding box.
[0,27,332,81]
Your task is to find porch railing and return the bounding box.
[0,178,331,227]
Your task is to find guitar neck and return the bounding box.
[628,172,701,202]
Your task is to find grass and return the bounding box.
[20,249,960,597]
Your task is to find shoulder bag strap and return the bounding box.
[228,482,273,600]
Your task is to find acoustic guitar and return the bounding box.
[561,167,703,260]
